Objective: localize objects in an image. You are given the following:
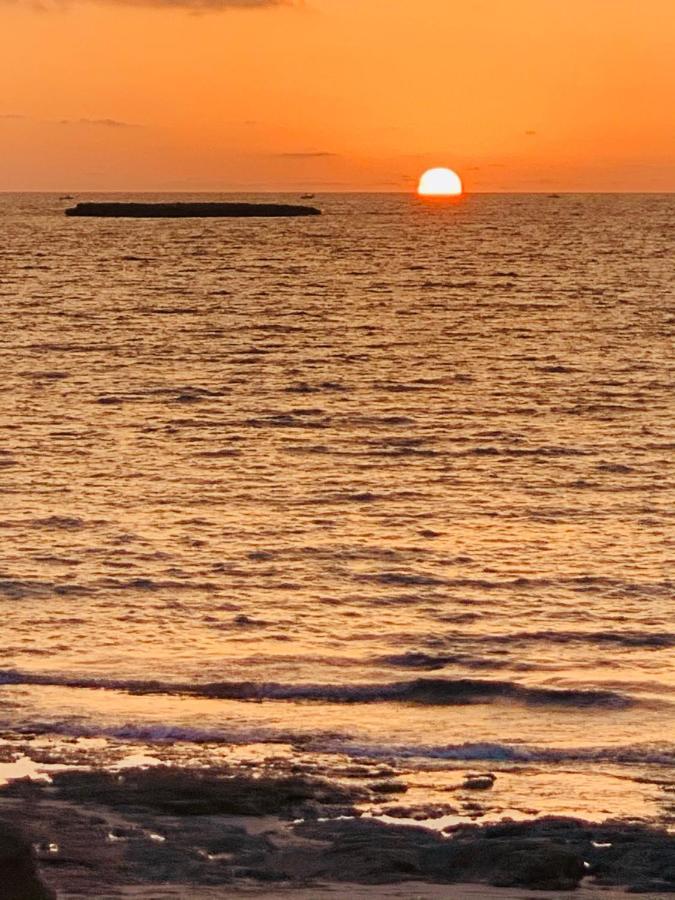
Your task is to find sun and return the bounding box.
[418,167,463,197]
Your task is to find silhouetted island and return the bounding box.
[65,202,321,218]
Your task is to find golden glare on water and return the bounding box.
[418,167,463,196]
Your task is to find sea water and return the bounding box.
[0,192,673,827]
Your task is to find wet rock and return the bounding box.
[293,817,586,888]
[296,818,434,883]
[340,765,373,777]
[291,800,360,821]
[459,801,486,819]
[4,773,675,895]
[368,781,408,795]
[233,614,267,627]
[584,823,675,893]
[0,820,56,900]
[627,880,675,894]
[462,774,496,790]
[381,804,458,821]
[17,768,367,818]
[478,839,585,889]
[452,817,675,893]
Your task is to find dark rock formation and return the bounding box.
[4,770,675,895]
[367,780,408,795]
[65,202,321,218]
[21,767,366,818]
[462,773,496,790]
[0,820,55,900]
[378,803,458,820]
[292,817,585,889]
[447,817,675,893]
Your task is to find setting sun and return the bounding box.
[418,167,463,196]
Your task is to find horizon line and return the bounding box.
[2,189,675,196]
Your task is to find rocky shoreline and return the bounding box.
[2,765,674,898]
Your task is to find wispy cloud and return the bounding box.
[119,0,295,8]
[58,118,137,128]
[275,151,339,159]
[4,0,298,10]
[1,113,138,128]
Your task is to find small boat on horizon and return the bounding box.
[301,193,315,199]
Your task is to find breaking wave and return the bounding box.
[0,669,636,708]
[4,716,675,767]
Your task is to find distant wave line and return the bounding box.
[0,669,637,709]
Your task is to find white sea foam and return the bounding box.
[7,717,675,767]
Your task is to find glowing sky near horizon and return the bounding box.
[1,0,674,191]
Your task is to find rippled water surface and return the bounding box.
[1,192,673,824]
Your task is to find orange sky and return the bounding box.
[1,0,674,191]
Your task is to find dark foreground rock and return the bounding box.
[0,820,55,900]
[65,202,321,218]
[291,817,585,889]
[3,769,675,895]
[447,817,675,894]
[5,766,367,819]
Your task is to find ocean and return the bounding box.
[1,192,673,840]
